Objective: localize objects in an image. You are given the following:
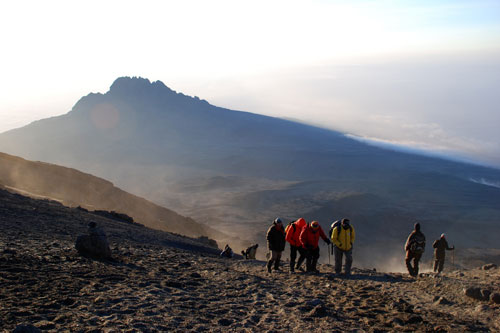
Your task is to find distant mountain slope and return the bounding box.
[1,77,499,264]
[0,152,222,242]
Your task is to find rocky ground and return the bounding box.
[1,188,500,332]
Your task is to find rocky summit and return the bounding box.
[1,187,499,332]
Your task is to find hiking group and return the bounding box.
[265,217,355,275]
[404,223,454,277]
[264,218,453,277]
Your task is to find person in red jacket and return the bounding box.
[299,221,331,273]
[285,218,307,272]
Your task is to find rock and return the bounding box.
[434,296,452,305]
[13,325,41,333]
[308,305,328,318]
[482,263,497,270]
[475,304,490,313]
[464,287,482,300]
[490,293,500,304]
[217,319,232,326]
[306,299,323,307]
[75,223,112,259]
[388,317,405,327]
[481,289,491,301]
[406,315,423,324]
[3,248,16,254]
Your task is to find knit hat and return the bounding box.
[441,233,445,238]
[311,221,320,229]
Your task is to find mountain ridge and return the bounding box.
[0,151,225,243]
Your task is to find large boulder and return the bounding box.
[464,287,493,301]
[75,222,112,259]
[464,287,482,300]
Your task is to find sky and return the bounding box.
[1,0,500,167]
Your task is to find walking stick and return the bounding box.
[328,244,331,265]
[452,246,455,267]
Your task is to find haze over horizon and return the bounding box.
[2,0,500,167]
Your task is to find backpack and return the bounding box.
[329,220,341,239]
[285,221,296,234]
[329,220,352,240]
[409,234,425,254]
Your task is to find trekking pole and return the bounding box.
[452,246,455,267]
[328,244,331,265]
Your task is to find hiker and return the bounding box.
[220,244,234,258]
[432,233,454,274]
[241,244,259,259]
[404,222,426,277]
[331,218,355,275]
[285,218,308,272]
[299,221,330,273]
[266,218,286,273]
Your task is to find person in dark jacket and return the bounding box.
[404,222,426,277]
[266,218,286,273]
[433,233,454,273]
[220,244,233,258]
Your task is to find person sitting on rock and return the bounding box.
[299,220,330,273]
[331,218,355,276]
[266,218,286,273]
[241,244,259,259]
[285,218,308,273]
[405,222,426,277]
[220,244,234,258]
[432,233,454,274]
[75,221,112,259]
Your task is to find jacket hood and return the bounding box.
[295,218,306,228]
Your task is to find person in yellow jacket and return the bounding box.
[331,218,355,275]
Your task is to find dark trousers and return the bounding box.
[405,251,422,277]
[334,247,353,275]
[434,256,445,273]
[305,247,320,272]
[267,250,282,270]
[290,245,306,270]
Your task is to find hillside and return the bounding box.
[1,77,500,269]
[0,152,223,242]
[1,187,499,332]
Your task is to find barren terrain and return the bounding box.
[1,188,499,332]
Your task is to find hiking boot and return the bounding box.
[297,266,305,272]
[266,260,273,273]
[289,266,295,273]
